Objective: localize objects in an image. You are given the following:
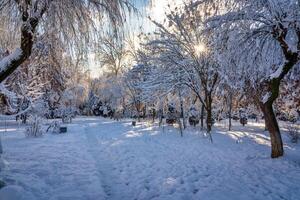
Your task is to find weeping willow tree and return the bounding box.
[0,0,135,83]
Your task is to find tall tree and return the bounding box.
[206,0,300,157]
[97,35,129,77]
[0,0,133,83]
[144,2,220,136]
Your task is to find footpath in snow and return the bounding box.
[0,117,299,200]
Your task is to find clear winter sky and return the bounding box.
[88,0,183,78]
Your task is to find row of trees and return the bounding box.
[159,0,299,158]
[0,0,299,159]
[0,0,134,118]
[88,0,300,158]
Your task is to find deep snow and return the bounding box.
[0,117,299,200]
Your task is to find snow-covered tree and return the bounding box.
[124,64,150,121]
[141,1,220,134]
[205,0,300,158]
[97,35,129,77]
[0,0,133,83]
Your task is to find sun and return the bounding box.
[194,43,206,55]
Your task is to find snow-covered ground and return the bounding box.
[0,117,299,200]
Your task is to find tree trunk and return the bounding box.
[177,118,183,137]
[257,28,298,158]
[260,102,284,158]
[228,92,233,131]
[179,90,186,129]
[152,109,155,123]
[264,119,268,131]
[200,104,204,129]
[0,17,40,83]
[158,109,163,127]
[134,101,141,122]
[228,104,232,131]
[206,106,212,133]
[206,99,213,143]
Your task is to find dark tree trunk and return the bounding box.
[206,95,213,133]
[260,102,283,158]
[258,24,300,158]
[0,16,40,83]
[206,106,212,133]
[264,119,268,131]
[255,50,298,158]
[206,97,213,143]
[152,109,155,123]
[0,1,50,82]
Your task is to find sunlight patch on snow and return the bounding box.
[254,136,271,146]
[247,121,266,129]
[224,131,245,141]
[102,121,116,124]
[226,130,271,146]
[125,131,143,138]
[140,126,154,131]
[0,128,18,132]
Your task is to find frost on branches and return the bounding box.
[0,0,133,82]
[205,0,300,158]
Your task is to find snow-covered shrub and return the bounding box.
[286,123,300,143]
[25,116,44,137]
[55,105,77,123]
[31,99,48,118]
[46,121,61,134]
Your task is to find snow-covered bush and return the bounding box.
[46,121,61,134]
[286,123,300,143]
[61,107,76,123]
[25,116,44,137]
